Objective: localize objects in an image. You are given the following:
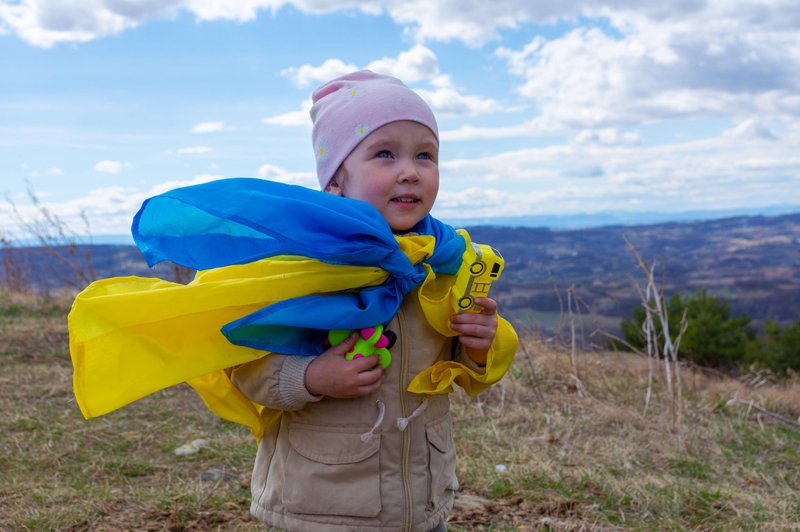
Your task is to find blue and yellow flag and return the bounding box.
[69,179,518,440]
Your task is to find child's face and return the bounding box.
[326,120,439,232]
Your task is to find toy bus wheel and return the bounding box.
[470,261,486,275]
[458,296,473,310]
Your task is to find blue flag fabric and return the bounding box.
[131,178,466,356]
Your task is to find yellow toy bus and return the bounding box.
[452,241,505,314]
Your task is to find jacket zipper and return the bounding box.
[398,306,413,532]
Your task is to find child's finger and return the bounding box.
[472,297,497,314]
[451,313,496,326]
[350,352,383,372]
[450,299,498,326]
[357,364,384,385]
[329,333,359,357]
[451,322,493,339]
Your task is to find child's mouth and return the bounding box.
[391,197,420,204]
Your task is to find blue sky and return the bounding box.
[1,1,799,237]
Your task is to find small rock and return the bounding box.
[201,466,238,482]
[191,438,209,449]
[174,438,210,457]
[495,464,508,473]
[174,443,199,457]
[201,467,224,481]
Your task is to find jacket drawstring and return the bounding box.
[360,400,386,442]
[361,398,429,441]
[396,399,428,431]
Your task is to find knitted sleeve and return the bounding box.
[231,354,323,411]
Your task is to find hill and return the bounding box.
[468,213,800,332]
[3,212,799,334]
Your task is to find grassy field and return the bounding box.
[1,291,799,530]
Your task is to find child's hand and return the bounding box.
[305,333,385,398]
[450,297,498,365]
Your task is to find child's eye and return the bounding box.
[417,152,433,160]
[376,150,392,159]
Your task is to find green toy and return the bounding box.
[328,325,392,369]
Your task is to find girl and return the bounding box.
[230,71,518,531]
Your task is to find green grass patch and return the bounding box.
[668,457,712,479]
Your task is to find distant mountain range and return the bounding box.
[467,212,800,334]
[4,211,799,337]
[445,204,800,230]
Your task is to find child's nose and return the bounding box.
[396,158,420,182]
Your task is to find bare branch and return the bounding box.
[624,235,685,422]
[4,183,96,291]
[726,399,800,428]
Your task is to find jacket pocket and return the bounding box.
[282,422,382,517]
[426,414,458,510]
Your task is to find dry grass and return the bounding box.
[449,344,800,530]
[0,290,260,531]
[2,291,799,530]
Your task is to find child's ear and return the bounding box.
[325,176,343,196]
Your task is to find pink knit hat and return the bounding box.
[310,70,439,189]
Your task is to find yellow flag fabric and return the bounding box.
[69,233,518,440]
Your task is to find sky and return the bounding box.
[1,0,799,239]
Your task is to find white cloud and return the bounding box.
[2,173,229,234]
[3,1,799,227]
[281,59,359,88]
[494,3,800,131]
[434,129,800,218]
[385,0,548,47]
[277,46,499,122]
[4,0,520,48]
[148,173,224,195]
[186,0,382,22]
[279,42,444,89]
[1,1,489,48]
[176,146,213,155]
[0,174,315,237]
[416,75,502,118]
[262,98,312,127]
[573,128,641,146]
[441,117,559,141]
[4,128,798,238]
[257,163,318,187]
[5,0,800,66]
[192,121,231,133]
[183,0,284,22]
[0,0,383,48]
[723,118,777,141]
[366,44,439,82]
[0,0,181,48]
[94,160,124,174]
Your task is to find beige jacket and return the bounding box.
[231,290,485,531]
